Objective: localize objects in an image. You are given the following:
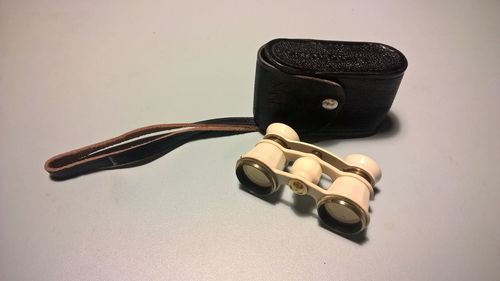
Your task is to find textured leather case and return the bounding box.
[254,38,408,138]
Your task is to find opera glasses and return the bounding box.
[236,123,381,234]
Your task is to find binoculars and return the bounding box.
[236,123,381,234]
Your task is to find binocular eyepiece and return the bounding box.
[236,123,381,235]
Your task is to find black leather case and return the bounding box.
[253,38,408,138]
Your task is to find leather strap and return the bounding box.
[45,117,258,179]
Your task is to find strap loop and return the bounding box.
[45,117,258,179]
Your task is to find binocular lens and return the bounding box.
[317,176,370,234]
[317,198,365,234]
[324,201,361,224]
[236,160,277,196]
[242,164,272,187]
[237,141,286,196]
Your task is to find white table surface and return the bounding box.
[1,0,499,280]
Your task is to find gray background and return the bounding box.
[1,0,499,280]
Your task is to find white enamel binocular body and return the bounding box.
[236,123,381,234]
